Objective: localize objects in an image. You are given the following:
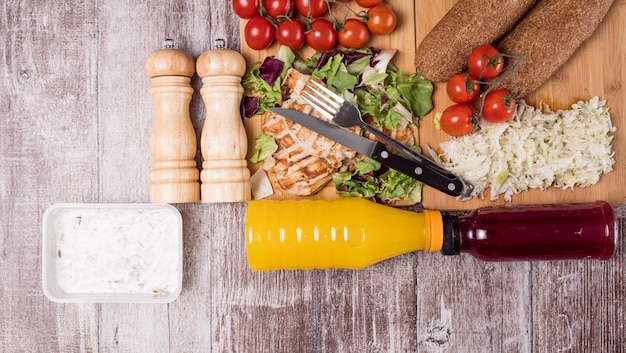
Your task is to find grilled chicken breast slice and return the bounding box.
[263,98,357,196]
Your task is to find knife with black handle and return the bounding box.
[270,108,473,198]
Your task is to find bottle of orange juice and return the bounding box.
[245,198,444,271]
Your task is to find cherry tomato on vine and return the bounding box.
[244,16,275,50]
[440,103,477,137]
[338,19,370,49]
[305,18,337,51]
[482,89,517,123]
[232,0,260,19]
[263,0,295,19]
[467,44,504,79]
[446,73,480,104]
[366,5,397,35]
[276,19,305,51]
[356,0,383,8]
[295,0,328,18]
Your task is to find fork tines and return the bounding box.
[301,80,343,120]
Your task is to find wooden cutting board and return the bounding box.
[240,0,626,210]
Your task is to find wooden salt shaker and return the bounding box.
[196,39,251,203]
[145,39,200,203]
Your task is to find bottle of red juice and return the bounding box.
[441,201,617,261]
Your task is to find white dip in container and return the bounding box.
[42,203,183,303]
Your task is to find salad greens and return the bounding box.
[249,134,278,164]
[243,45,434,129]
[332,155,422,204]
[244,45,433,204]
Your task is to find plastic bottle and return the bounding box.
[245,198,618,271]
[442,201,617,261]
[245,198,443,270]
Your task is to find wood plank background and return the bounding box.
[1,0,625,352]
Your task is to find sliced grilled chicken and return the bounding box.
[263,98,357,196]
[261,68,417,196]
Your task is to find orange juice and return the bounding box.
[245,198,443,271]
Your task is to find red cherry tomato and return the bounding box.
[440,104,477,137]
[263,0,295,19]
[467,44,505,79]
[482,89,517,123]
[295,0,328,18]
[338,19,370,49]
[244,16,276,50]
[276,19,305,51]
[305,18,337,51]
[232,0,260,19]
[356,0,383,8]
[366,5,397,35]
[446,73,480,104]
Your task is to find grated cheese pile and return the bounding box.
[432,97,616,201]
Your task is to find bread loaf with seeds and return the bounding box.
[414,0,536,82]
[495,0,615,97]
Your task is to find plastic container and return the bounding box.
[245,198,443,270]
[42,203,183,303]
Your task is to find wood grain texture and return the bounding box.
[417,0,626,210]
[243,0,626,210]
[197,49,251,203]
[0,0,625,352]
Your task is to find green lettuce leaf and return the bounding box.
[378,169,422,203]
[249,134,278,163]
[275,45,295,77]
[242,62,283,115]
[333,171,378,199]
[388,70,434,117]
[333,158,422,203]
[345,55,372,74]
[312,54,358,93]
[354,158,381,174]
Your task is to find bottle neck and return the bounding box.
[441,214,461,255]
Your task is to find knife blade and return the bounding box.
[270,107,473,198]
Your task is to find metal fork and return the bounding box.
[301,79,473,197]
[301,79,421,161]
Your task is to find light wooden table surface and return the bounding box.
[1,1,625,352]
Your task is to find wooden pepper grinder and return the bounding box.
[196,39,251,203]
[145,39,200,203]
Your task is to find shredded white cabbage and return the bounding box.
[432,97,616,201]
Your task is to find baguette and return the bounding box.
[496,0,615,97]
[414,0,536,82]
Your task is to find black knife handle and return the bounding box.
[371,143,468,197]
